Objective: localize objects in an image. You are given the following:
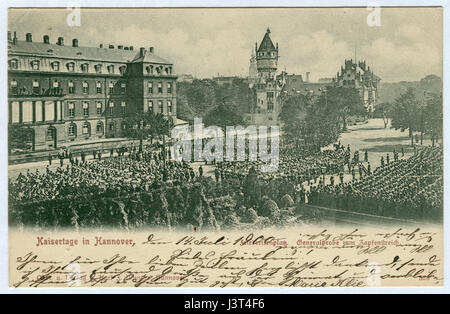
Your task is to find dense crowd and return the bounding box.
[309,147,443,220]
[9,136,443,228]
[218,146,347,186]
[9,154,195,203]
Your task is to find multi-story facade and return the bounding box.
[245,28,283,125]
[8,31,177,151]
[335,59,380,113]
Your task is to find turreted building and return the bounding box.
[245,28,283,125]
[335,59,380,113]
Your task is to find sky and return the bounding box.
[8,7,443,82]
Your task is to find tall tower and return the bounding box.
[256,27,279,79]
[252,27,281,125]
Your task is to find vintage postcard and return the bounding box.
[6,6,444,290]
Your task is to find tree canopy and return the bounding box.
[177,78,255,123]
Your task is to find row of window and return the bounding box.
[10,80,173,95]
[9,59,173,76]
[9,99,174,124]
[145,65,173,76]
[10,100,62,124]
[9,59,127,75]
[9,80,128,95]
[145,99,173,115]
[67,121,125,137]
[257,51,276,57]
[67,101,127,117]
[147,81,172,94]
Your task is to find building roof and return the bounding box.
[282,78,330,96]
[8,40,172,64]
[257,29,276,52]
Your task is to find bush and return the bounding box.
[280,194,294,208]
[223,214,240,228]
[241,207,258,223]
[260,199,280,218]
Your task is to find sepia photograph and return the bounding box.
[4,4,447,292]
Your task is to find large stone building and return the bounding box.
[245,28,283,125]
[335,59,380,113]
[8,31,177,151]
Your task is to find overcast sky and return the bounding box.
[9,7,442,82]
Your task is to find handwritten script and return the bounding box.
[9,227,443,288]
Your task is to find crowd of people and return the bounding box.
[9,132,444,227]
[309,147,443,220]
[9,151,195,204]
[217,145,348,187]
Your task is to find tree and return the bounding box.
[278,94,309,139]
[203,101,245,130]
[8,125,34,153]
[374,102,393,128]
[390,88,421,146]
[176,78,255,121]
[124,111,173,154]
[321,87,365,131]
[176,79,217,120]
[424,92,443,146]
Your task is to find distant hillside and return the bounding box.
[379,75,442,103]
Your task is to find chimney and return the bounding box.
[57,37,64,46]
[306,72,310,83]
[26,33,32,42]
[118,45,123,50]
[8,31,11,41]
[43,35,50,44]
[72,38,78,47]
[140,47,146,58]
[13,31,17,44]
[108,44,114,49]
[149,47,154,53]
[99,44,103,48]
[129,46,134,51]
